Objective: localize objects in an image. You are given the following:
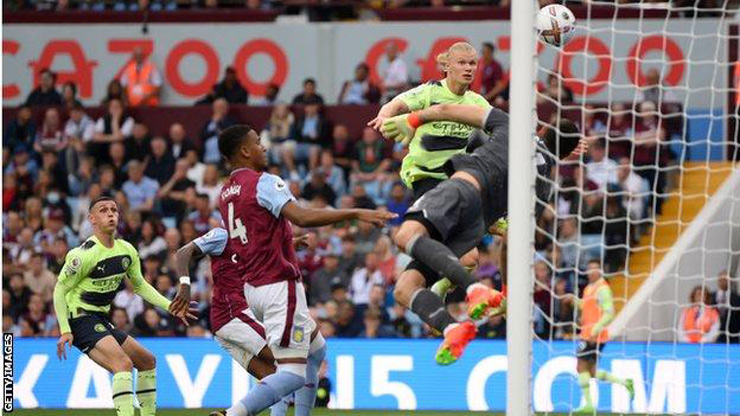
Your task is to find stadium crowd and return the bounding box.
[5,35,740,346]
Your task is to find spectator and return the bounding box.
[47,237,69,275]
[714,271,740,343]
[538,73,573,104]
[125,122,152,163]
[168,123,196,160]
[374,236,396,284]
[158,158,196,220]
[585,139,618,192]
[330,124,355,177]
[636,68,677,106]
[138,219,167,261]
[478,42,507,104]
[196,164,223,208]
[678,285,720,343]
[386,182,409,226]
[25,69,62,107]
[213,66,249,104]
[351,127,391,202]
[252,83,281,106]
[310,254,347,305]
[380,42,409,104]
[533,260,552,338]
[314,150,347,200]
[23,252,55,303]
[359,306,396,338]
[113,278,146,325]
[7,273,31,322]
[200,98,237,164]
[61,82,83,110]
[615,157,649,221]
[605,103,633,160]
[338,63,381,105]
[633,101,668,214]
[582,104,607,139]
[4,104,36,153]
[34,107,65,154]
[91,98,135,166]
[34,207,78,253]
[604,195,628,272]
[187,193,221,235]
[20,293,55,337]
[120,47,162,107]
[339,235,362,277]
[145,137,176,185]
[335,300,363,338]
[122,160,159,213]
[292,78,325,105]
[261,103,294,165]
[303,172,337,207]
[349,252,384,306]
[64,103,95,152]
[155,274,176,299]
[284,103,330,179]
[102,79,127,105]
[111,307,132,333]
[109,142,129,187]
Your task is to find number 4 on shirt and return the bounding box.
[227,202,248,244]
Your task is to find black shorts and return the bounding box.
[411,177,443,202]
[69,312,129,354]
[576,340,605,362]
[405,178,485,286]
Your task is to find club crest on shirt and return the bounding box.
[275,178,287,191]
[94,324,106,333]
[66,256,82,275]
[121,256,131,270]
[292,326,305,343]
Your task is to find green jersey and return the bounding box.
[53,235,171,334]
[397,79,491,187]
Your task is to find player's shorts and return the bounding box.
[576,340,605,362]
[244,280,316,359]
[410,177,443,202]
[69,312,129,354]
[214,311,268,371]
[406,178,485,258]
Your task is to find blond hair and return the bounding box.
[436,42,477,73]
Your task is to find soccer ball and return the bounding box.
[536,4,576,47]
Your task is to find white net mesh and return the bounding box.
[529,1,740,414]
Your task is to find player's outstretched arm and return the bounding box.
[53,250,86,360]
[170,241,205,322]
[368,97,410,130]
[281,201,397,228]
[418,104,490,129]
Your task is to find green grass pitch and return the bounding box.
[8,410,642,416]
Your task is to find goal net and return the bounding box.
[509,1,740,414]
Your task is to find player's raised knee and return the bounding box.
[114,355,134,373]
[138,351,156,370]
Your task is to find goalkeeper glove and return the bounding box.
[381,113,422,146]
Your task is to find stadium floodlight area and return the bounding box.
[509,1,740,414]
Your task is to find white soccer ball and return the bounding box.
[536,4,576,47]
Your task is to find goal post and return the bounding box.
[509,1,739,415]
[506,1,537,415]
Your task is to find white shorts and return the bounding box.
[244,280,316,359]
[213,312,268,371]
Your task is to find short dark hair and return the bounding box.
[89,195,116,211]
[71,102,85,112]
[543,118,580,159]
[483,42,495,52]
[303,78,316,86]
[218,124,254,161]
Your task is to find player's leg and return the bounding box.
[293,330,327,416]
[593,343,634,398]
[575,344,596,413]
[87,336,136,416]
[215,316,275,378]
[227,281,314,416]
[120,336,158,416]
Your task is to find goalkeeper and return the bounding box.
[53,196,196,416]
[385,104,581,364]
[565,259,635,414]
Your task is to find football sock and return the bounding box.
[136,369,157,416]
[409,288,458,332]
[112,371,134,416]
[578,371,593,408]
[269,396,290,416]
[230,371,305,416]
[409,236,477,290]
[596,370,627,386]
[295,339,327,416]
